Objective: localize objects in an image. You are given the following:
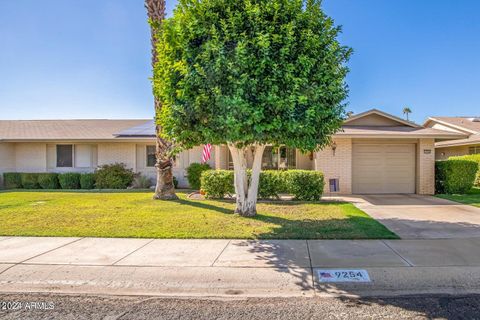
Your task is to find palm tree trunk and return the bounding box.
[146,0,178,200]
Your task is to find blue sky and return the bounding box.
[0,0,479,123]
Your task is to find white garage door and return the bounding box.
[352,144,416,194]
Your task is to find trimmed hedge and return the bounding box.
[20,173,40,189]
[435,159,478,194]
[284,170,324,201]
[201,170,234,198]
[186,163,211,190]
[80,173,96,190]
[450,154,480,187]
[258,170,286,199]
[200,170,324,200]
[95,163,134,189]
[3,172,22,189]
[38,173,60,189]
[58,173,81,189]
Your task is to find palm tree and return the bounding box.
[145,0,178,200]
[403,107,412,121]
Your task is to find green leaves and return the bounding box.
[154,0,351,151]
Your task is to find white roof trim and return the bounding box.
[344,109,421,128]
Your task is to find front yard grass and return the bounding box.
[436,187,480,208]
[0,191,398,239]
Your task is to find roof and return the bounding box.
[0,110,467,142]
[425,117,480,134]
[336,126,466,140]
[115,120,155,137]
[344,109,421,128]
[0,119,152,141]
[435,134,480,148]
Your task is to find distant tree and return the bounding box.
[346,111,354,118]
[403,107,412,121]
[154,0,352,216]
[145,0,178,200]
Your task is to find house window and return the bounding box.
[469,146,480,155]
[56,145,73,167]
[227,146,297,170]
[262,146,296,169]
[146,145,156,167]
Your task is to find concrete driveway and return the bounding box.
[338,194,480,239]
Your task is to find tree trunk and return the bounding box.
[152,129,178,200]
[145,0,178,200]
[228,144,265,217]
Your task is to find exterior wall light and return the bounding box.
[331,141,337,156]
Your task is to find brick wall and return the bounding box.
[435,145,470,160]
[417,138,435,195]
[97,143,136,170]
[15,143,47,172]
[315,138,352,195]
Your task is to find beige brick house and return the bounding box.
[0,109,464,194]
[424,116,480,160]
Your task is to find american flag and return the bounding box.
[202,144,212,163]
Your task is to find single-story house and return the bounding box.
[0,109,465,194]
[424,116,480,160]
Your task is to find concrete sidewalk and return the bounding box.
[1,236,480,297]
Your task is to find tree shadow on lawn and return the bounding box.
[174,197,396,239]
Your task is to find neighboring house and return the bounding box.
[0,109,464,194]
[424,116,480,160]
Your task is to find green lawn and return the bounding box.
[0,190,397,239]
[436,187,480,208]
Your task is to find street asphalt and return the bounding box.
[1,293,480,320]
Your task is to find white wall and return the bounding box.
[0,143,16,186]
[15,143,47,172]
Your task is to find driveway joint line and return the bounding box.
[381,240,414,267]
[0,237,85,276]
[18,237,85,264]
[111,239,156,266]
[211,240,231,267]
[305,240,316,293]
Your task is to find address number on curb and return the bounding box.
[317,269,371,283]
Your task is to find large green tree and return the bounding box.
[154,0,352,216]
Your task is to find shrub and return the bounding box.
[450,154,480,187]
[186,163,211,190]
[173,176,179,189]
[80,173,96,190]
[37,173,59,189]
[435,159,478,194]
[58,173,81,189]
[200,169,324,200]
[95,163,134,189]
[3,172,22,189]
[258,170,286,199]
[131,174,152,189]
[200,170,234,198]
[284,170,324,201]
[20,173,40,189]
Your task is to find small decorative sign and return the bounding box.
[317,269,371,283]
[424,149,432,154]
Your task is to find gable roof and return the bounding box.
[424,117,480,134]
[344,109,421,128]
[0,119,151,141]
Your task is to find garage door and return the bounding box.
[353,144,416,194]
